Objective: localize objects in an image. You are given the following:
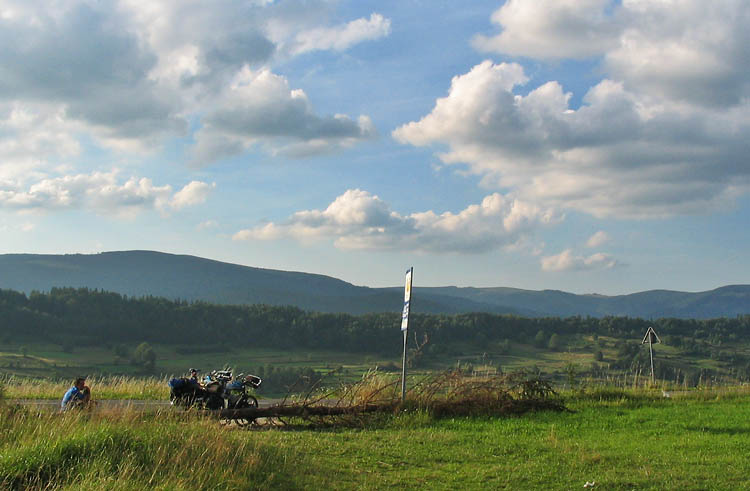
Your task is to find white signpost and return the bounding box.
[641,326,661,385]
[400,267,413,402]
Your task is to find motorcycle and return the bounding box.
[225,373,261,409]
[201,368,233,410]
[168,368,228,410]
[224,373,262,425]
[169,368,262,418]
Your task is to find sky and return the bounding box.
[0,0,748,294]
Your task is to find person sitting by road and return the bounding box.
[60,376,91,411]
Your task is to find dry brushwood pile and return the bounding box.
[217,370,568,425]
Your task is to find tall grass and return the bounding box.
[296,369,566,424]
[3,384,750,489]
[0,375,169,400]
[0,405,294,490]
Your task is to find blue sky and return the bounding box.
[0,0,748,294]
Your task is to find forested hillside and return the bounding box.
[1,251,748,318]
[0,251,519,315]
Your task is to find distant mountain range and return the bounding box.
[0,251,747,319]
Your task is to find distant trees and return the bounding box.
[534,330,547,348]
[133,342,156,372]
[548,333,562,351]
[1,288,750,366]
[113,344,130,365]
[250,365,324,393]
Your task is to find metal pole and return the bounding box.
[400,267,413,403]
[649,338,655,385]
[401,329,408,401]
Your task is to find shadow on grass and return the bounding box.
[686,426,750,435]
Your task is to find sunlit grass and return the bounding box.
[3,388,750,489]
[0,406,294,490]
[1,375,169,400]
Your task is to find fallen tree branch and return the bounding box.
[213,370,569,423]
[216,402,398,420]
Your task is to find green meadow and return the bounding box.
[2,388,750,489]
[0,343,396,380]
[2,332,740,401]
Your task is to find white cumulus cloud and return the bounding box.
[234,189,559,253]
[473,0,749,108]
[586,231,610,248]
[289,13,391,55]
[0,0,386,169]
[605,0,750,108]
[393,61,750,218]
[396,1,750,220]
[191,68,376,165]
[541,249,618,272]
[0,171,213,216]
[473,0,621,59]
[171,181,216,209]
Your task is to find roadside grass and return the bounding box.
[2,390,750,489]
[0,406,297,490]
[1,375,169,400]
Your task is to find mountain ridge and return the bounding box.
[0,251,747,319]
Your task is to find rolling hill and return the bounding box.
[0,251,747,318]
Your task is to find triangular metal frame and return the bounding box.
[641,326,661,345]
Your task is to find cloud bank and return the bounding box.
[234,189,559,253]
[396,0,750,219]
[541,249,618,272]
[288,13,391,55]
[586,231,610,248]
[0,171,213,216]
[191,68,376,166]
[0,0,389,171]
[473,0,621,60]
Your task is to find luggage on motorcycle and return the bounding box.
[205,381,222,393]
[169,377,189,389]
[226,380,243,391]
[244,375,262,388]
[169,377,202,399]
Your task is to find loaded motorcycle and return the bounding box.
[225,373,261,410]
[223,373,262,425]
[169,368,261,415]
[169,369,225,410]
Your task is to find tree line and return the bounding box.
[1,287,749,358]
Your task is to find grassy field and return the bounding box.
[0,375,169,400]
[1,335,746,401]
[2,387,750,489]
[0,344,399,379]
[0,337,703,375]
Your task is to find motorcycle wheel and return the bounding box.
[206,394,225,411]
[234,395,259,426]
